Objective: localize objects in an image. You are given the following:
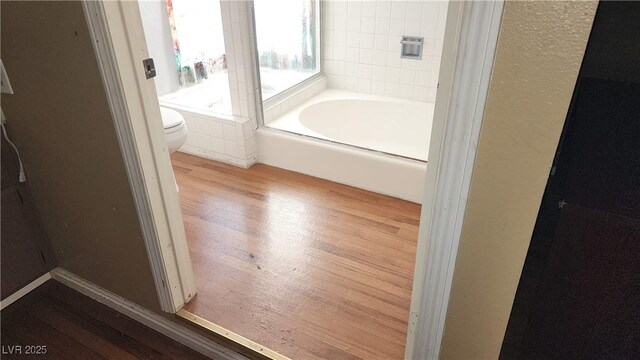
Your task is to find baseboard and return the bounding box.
[0,272,52,310]
[50,268,247,360]
[177,309,289,360]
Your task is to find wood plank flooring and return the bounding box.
[174,153,422,360]
[0,280,210,360]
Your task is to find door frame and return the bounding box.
[82,0,504,358]
[405,1,504,358]
[82,0,196,313]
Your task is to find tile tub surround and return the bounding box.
[263,76,328,124]
[322,0,448,102]
[220,0,259,130]
[162,104,257,168]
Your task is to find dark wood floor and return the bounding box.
[0,280,209,360]
[173,153,422,359]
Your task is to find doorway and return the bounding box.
[138,1,446,357]
[87,0,503,358]
[501,1,640,358]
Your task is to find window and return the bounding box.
[167,0,226,85]
[164,0,231,114]
[253,0,320,100]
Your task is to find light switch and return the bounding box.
[1,60,14,94]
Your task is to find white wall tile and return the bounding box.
[222,122,237,140]
[323,45,334,59]
[324,30,334,45]
[401,58,417,70]
[374,17,390,34]
[436,2,448,39]
[357,78,372,93]
[413,86,429,101]
[360,33,375,49]
[405,20,420,35]
[209,135,225,153]
[324,13,334,30]
[427,88,437,103]
[372,80,385,95]
[416,55,433,71]
[224,140,240,158]
[209,120,224,139]
[388,34,402,51]
[400,68,415,85]
[346,76,358,91]
[373,50,387,66]
[358,64,373,79]
[245,136,257,158]
[387,52,402,68]
[346,47,360,62]
[361,1,376,18]
[359,48,374,64]
[334,15,348,31]
[347,1,362,17]
[376,1,391,18]
[360,17,375,33]
[334,1,347,15]
[389,19,405,35]
[374,34,389,51]
[346,62,358,76]
[372,65,386,81]
[334,46,347,61]
[390,2,407,20]
[334,30,347,46]
[347,16,361,32]
[321,0,446,103]
[406,2,423,21]
[347,31,360,47]
[385,67,400,83]
[384,83,399,97]
[415,70,430,86]
[399,84,413,98]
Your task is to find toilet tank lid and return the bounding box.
[160,107,185,129]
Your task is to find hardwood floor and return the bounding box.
[0,281,209,360]
[174,153,422,360]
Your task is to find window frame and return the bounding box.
[250,0,322,115]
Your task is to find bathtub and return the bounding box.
[266,89,433,161]
[259,89,431,203]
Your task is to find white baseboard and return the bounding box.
[0,272,52,310]
[50,268,247,360]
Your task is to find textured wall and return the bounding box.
[439,1,598,358]
[1,1,161,312]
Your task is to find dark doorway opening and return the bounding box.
[500,1,640,358]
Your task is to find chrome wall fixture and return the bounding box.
[400,36,424,60]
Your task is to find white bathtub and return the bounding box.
[259,89,431,203]
[266,89,433,161]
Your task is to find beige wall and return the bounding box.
[439,1,598,359]
[1,1,161,312]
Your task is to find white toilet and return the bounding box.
[160,107,188,153]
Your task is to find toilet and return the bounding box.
[160,107,188,153]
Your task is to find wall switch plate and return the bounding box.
[1,60,14,94]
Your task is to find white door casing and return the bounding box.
[405,1,505,359]
[82,0,196,313]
